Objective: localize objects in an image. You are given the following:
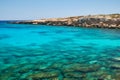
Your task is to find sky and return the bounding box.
[0,0,120,20]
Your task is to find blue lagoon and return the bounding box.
[0,22,120,80]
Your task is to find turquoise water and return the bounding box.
[0,22,120,80]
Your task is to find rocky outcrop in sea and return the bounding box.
[10,14,120,28]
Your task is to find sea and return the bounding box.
[0,21,120,80]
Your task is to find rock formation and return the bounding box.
[10,14,120,29]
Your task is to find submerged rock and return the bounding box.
[26,71,60,79]
[48,62,63,70]
[111,57,120,62]
[0,72,13,80]
[113,73,120,80]
[63,78,79,80]
[91,70,112,80]
[110,64,120,69]
[64,72,86,78]
[62,63,100,73]
[89,60,98,64]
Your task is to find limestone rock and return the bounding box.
[10,14,120,29]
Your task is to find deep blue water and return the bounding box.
[0,22,120,80]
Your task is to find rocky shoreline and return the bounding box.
[10,14,120,29]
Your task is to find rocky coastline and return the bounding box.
[10,14,120,29]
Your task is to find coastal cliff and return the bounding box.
[11,14,120,28]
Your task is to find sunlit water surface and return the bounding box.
[0,22,120,80]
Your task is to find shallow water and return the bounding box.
[0,22,120,80]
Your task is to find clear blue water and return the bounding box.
[0,22,120,80]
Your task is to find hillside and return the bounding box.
[11,14,120,29]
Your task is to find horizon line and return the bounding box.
[0,13,120,21]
